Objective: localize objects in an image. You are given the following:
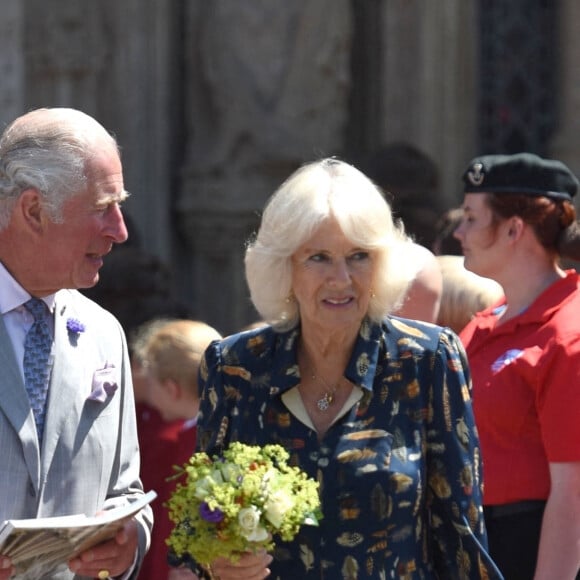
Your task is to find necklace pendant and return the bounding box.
[316,392,332,411]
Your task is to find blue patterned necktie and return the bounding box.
[23,298,53,441]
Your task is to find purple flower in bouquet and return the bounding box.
[200,502,224,523]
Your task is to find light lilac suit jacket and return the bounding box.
[0,289,152,579]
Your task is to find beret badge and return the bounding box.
[467,162,484,186]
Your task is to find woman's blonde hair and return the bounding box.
[245,158,416,330]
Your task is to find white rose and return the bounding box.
[264,490,294,528]
[238,506,269,542]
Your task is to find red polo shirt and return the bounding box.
[460,270,580,505]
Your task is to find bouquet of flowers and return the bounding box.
[166,442,321,566]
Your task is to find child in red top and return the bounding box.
[132,319,221,580]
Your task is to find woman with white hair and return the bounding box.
[180,158,500,579]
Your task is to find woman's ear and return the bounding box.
[507,216,525,241]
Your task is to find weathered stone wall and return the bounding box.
[3,0,579,334]
[380,0,477,207]
[178,0,353,332]
[550,0,580,215]
[0,0,24,127]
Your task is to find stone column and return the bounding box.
[0,0,24,128]
[24,0,107,113]
[549,0,580,202]
[380,0,478,207]
[178,0,353,334]
[101,0,183,260]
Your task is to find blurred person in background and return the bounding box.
[359,141,443,249]
[139,319,221,423]
[432,207,464,256]
[132,319,221,580]
[394,241,443,323]
[359,142,444,324]
[435,254,503,334]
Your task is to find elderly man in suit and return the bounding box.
[0,108,153,579]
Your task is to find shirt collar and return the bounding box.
[469,269,579,334]
[0,261,57,315]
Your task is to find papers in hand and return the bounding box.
[0,490,156,580]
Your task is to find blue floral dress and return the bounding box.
[194,317,502,579]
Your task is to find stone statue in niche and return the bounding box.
[181,0,353,209]
[24,0,108,106]
[177,0,353,333]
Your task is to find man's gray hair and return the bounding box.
[0,108,118,230]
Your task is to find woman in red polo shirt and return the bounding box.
[455,153,580,580]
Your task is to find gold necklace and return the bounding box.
[311,370,339,412]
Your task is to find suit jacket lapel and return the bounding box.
[41,296,83,476]
[0,313,41,488]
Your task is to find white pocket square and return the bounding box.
[88,365,119,402]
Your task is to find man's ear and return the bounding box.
[19,188,45,232]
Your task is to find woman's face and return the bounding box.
[291,217,375,334]
[453,193,505,278]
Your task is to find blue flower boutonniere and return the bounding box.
[66,318,85,345]
[66,318,85,334]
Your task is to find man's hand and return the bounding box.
[68,518,139,578]
[0,556,13,580]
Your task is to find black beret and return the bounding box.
[462,152,578,201]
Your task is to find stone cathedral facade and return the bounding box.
[2,0,579,334]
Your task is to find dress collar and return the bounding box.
[269,318,382,396]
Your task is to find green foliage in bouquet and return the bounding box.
[166,442,321,566]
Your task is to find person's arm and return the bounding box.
[533,330,580,579]
[533,462,580,579]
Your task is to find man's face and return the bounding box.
[35,143,129,294]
